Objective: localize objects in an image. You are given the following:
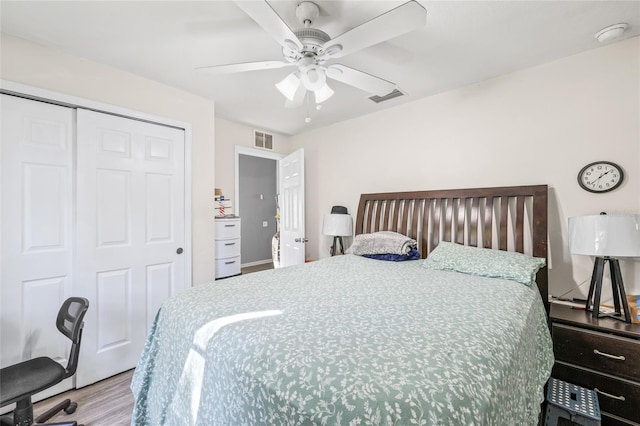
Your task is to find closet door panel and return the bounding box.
[75,108,186,387]
[96,169,131,246]
[1,94,75,403]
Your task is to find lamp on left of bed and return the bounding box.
[323,207,352,256]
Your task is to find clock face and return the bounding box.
[578,161,624,193]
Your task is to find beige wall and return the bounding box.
[6,31,637,299]
[292,36,640,300]
[214,116,292,202]
[1,34,217,285]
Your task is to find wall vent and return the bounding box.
[369,88,405,104]
[254,130,273,150]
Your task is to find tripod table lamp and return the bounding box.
[322,206,353,256]
[569,213,640,323]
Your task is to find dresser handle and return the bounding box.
[593,349,626,361]
[224,242,235,246]
[594,388,626,401]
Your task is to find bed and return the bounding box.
[131,185,553,425]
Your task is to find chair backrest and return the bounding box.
[56,297,89,378]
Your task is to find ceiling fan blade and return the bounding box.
[196,60,293,74]
[235,1,303,51]
[285,84,307,109]
[326,64,396,97]
[323,1,427,59]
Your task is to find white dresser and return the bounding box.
[214,217,241,279]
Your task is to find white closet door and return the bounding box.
[75,109,186,387]
[0,95,74,395]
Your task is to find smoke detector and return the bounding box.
[595,23,627,43]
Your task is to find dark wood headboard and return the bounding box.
[355,185,549,312]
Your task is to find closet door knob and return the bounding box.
[177,248,183,254]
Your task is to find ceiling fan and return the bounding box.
[198,1,427,108]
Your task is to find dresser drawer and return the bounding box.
[215,256,241,279]
[601,412,639,426]
[215,238,240,258]
[215,219,241,240]
[553,362,640,423]
[553,323,640,381]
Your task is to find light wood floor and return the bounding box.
[32,370,134,426]
[25,264,272,425]
[241,261,274,274]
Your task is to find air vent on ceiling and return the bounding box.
[254,130,273,150]
[369,88,405,104]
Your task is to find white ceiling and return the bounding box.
[2,1,639,135]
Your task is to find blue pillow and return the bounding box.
[422,241,545,286]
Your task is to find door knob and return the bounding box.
[177,248,183,254]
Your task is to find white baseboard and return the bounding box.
[241,259,272,268]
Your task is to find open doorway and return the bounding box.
[234,146,283,269]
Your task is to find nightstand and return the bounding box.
[550,304,640,426]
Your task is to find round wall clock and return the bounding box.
[577,161,624,193]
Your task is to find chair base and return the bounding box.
[0,398,80,426]
[35,400,74,424]
[37,423,78,426]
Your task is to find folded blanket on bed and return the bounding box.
[362,247,421,261]
[349,231,417,255]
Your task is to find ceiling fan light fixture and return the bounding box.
[275,73,301,101]
[300,65,326,91]
[314,84,334,104]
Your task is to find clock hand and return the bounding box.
[587,176,603,186]
[587,170,613,186]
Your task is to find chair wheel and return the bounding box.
[64,402,78,414]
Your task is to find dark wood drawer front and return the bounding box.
[553,323,640,381]
[553,362,640,423]
[601,412,640,426]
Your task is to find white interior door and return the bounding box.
[75,109,186,387]
[0,94,75,402]
[278,148,305,267]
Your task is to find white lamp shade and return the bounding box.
[300,66,326,91]
[314,84,334,104]
[322,213,353,237]
[275,73,301,102]
[569,214,640,257]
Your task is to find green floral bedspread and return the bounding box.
[131,254,553,425]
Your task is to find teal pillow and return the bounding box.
[422,241,546,286]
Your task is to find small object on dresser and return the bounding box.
[545,378,601,426]
[629,295,640,324]
[215,199,234,217]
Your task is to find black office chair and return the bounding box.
[0,297,89,426]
